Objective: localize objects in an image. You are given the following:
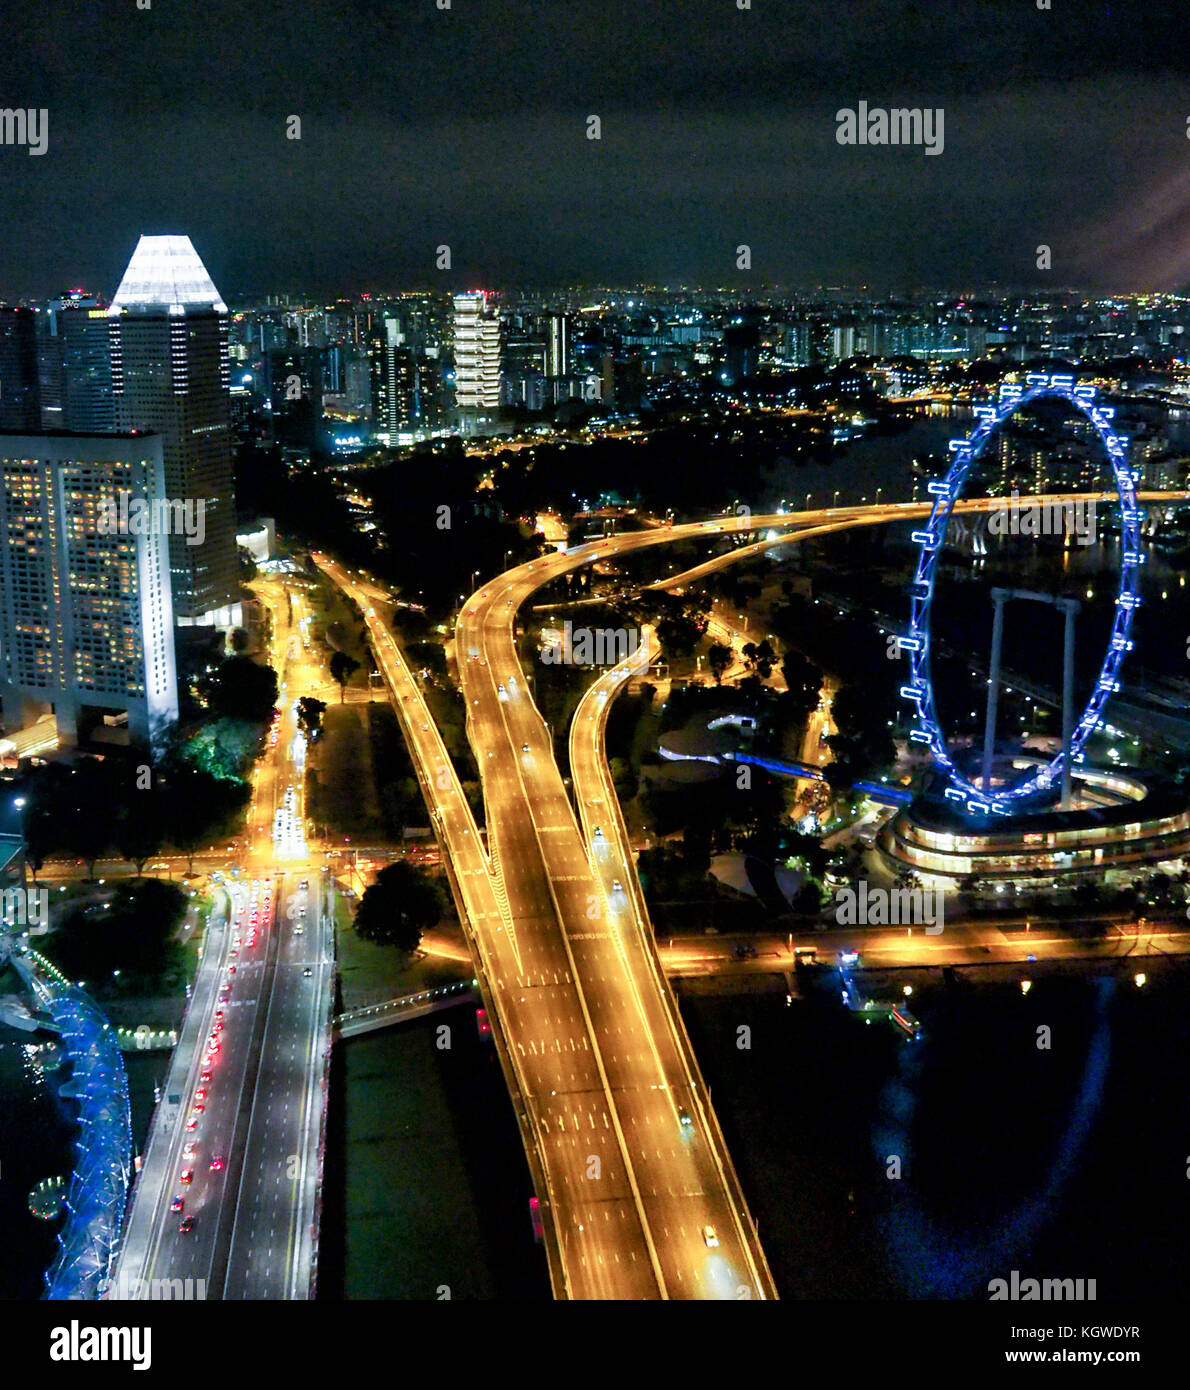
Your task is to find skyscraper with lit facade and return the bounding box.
[0,432,178,749]
[37,297,115,433]
[546,312,570,378]
[452,292,501,432]
[108,236,240,627]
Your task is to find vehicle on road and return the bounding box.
[703,1225,719,1248]
[170,1195,184,1213]
[303,966,312,977]
[209,1154,226,1172]
[678,1107,693,1128]
[178,1216,196,1235]
[612,879,622,892]
[179,1169,194,1184]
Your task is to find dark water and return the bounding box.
[681,957,1190,1300]
[319,1009,551,1301]
[778,407,974,509]
[0,1034,74,1300]
[784,403,1190,512]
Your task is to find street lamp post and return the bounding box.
[833,490,840,508]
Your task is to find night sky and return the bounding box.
[3,0,1189,297]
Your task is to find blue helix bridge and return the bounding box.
[34,977,133,1300]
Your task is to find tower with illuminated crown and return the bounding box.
[108,235,240,627]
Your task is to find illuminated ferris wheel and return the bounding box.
[897,374,1143,815]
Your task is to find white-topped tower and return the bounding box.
[109,235,239,627]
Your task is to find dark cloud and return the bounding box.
[1,1,1188,295]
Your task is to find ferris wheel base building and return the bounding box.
[878,766,1190,883]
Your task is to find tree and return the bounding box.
[329,651,360,703]
[297,696,328,740]
[353,860,445,952]
[200,655,279,724]
[23,809,54,883]
[157,758,251,872]
[47,879,187,988]
[65,758,115,880]
[707,642,732,684]
[778,649,823,728]
[791,880,824,914]
[117,788,165,877]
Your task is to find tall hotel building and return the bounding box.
[109,236,240,627]
[451,292,501,433]
[0,433,178,749]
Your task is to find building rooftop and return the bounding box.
[109,235,227,316]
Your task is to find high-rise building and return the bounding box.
[452,292,501,429]
[0,432,178,749]
[38,302,115,433]
[108,235,239,627]
[265,347,323,445]
[830,324,857,361]
[379,317,420,437]
[546,313,570,378]
[0,308,41,430]
[783,321,812,366]
[722,323,760,384]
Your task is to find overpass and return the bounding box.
[335,980,479,1037]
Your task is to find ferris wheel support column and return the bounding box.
[1061,602,1077,810]
[981,591,1008,792]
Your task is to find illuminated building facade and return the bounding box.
[0,433,178,749]
[879,769,1190,881]
[452,292,501,431]
[109,235,240,627]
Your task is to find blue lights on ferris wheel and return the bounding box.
[902,375,1143,815]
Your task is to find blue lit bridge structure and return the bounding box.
[38,980,133,1300]
[2,924,133,1301]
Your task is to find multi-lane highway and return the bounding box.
[110,877,273,1297]
[457,545,779,1299]
[110,872,331,1301]
[110,570,337,1301]
[222,872,332,1299]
